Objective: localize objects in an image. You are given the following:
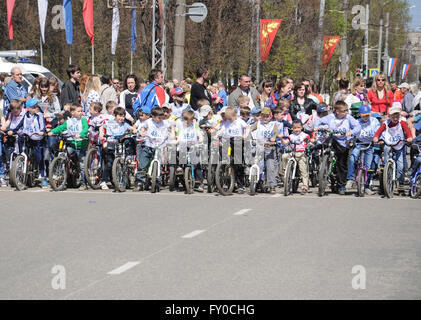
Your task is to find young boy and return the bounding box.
[345,105,380,194]
[314,100,361,195]
[281,120,311,194]
[49,104,89,190]
[239,106,251,124]
[87,102,105,145]
[99,107,137,190]
[175,110,205,192]
[136,107,173,191]
[11,99,48,188]
[250,107,282,193]
[215,106,250,194]
[170,87,189,119]
[373,105,413,190]
[103,101,118,124]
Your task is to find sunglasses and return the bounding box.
[377,79,385,82]
[265,85,273,88]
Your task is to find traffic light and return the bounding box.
[356,67,362,78]
[362,64,367,77]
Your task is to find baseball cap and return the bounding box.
[25,98,38,108]
[219,106,228,114]
[199,105,212,117]
[317,105,328,113]
[358,104,371,116]
[398,82,409,89]
[371,112,382,118]
[389,106,402,115]
[261,107,271,115]
[251,107,261,115]
[171,87,185,96]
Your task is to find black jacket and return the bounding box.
[60,80,80,107]
[289,97,317,121]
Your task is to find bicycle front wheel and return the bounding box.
[410,173,421,199]
[383,161,395,199]
[318,155,329,197]
[10,155,27,191]
[215,163,235,196]
[112,157,126,192]
[85,148,103,190]
[284,160,294,196]
[357,169,365,197]
[49,157,67,191]
[184,166,194,194]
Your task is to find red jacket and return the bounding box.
[367,89,394,114]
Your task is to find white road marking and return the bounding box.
[182,230,206,239]
[107,262,140,275]
[233,208,252,215]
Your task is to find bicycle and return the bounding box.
[317,129,344,197]
[179,143,204,194]
[84,126,105,190]
[409,143,421,199]
[145,141,171,193]
[283,142,305,196]
[9,134,43,191]
[353,142,374,197]
[381,139,407,199]
[109,133,137,193]
[248,139,277,195]
[49,134,83,191]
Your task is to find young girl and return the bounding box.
[281,120,311,194]
[314,100,361,194]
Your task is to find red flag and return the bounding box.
[7,0,16,40]
[83,0,94,45]
[322,36,340,67]
[260,19,282,63]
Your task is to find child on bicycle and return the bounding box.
[88,102,105,145]
[0,105,7,186]
[1,100,25,162]
[250,107,282,194]
[314,100,361,195]
[49,104,89,190]
[11,99,48,188]
[215,106,250,194]
[345,105,380,194]
[281,120,311,194]
[373,105,413,190]
[136,107,173,191]
[175,109,205,192]
[99,107,137,190]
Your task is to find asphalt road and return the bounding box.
[0,187,420,300]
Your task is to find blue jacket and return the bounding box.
[132,82,166,116]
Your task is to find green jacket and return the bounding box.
[51,117,89,150]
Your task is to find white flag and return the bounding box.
[38,0,48,43]
[111,1,120,55]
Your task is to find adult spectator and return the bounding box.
[120,74,140,121]
[217,82,228,107]
[289,82,317,121]
[366,73,393,115]
[228,74,260,109]
[3,66,29,115]
[49,77,61,98]
[390,80,403,102]
[332,77,350,105]
[33,77,61,122]
[190,66,212,111]
[132,69,166,116]
[265,78,292,109]
[81,75,102,115]
[173,78,180,88]
[100,74,118,106]
[60,64,81,107]
[302,79,323,104]
[112,78,120,92]
[345,77,368,116]
[400,82,414,117]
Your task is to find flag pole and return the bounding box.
[112,56,115,78]
[92,44,95,74]
[130,51,133,74]
[69,45,72,65]
[40,37,44,66]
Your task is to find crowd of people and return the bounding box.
[0,63,420,197]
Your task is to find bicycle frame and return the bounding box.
[355,142,372,184]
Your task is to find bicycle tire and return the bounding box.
[249,168,258,196]
[410,173,421,199]
[112,157,126,192]
[318,155,329,197]
[10,155,27,191]
[169,166,176,192]
[284,160,294,196]
[357,169,365,197]
[85,148,103,190]
[383,161,395,199]
[150,162,158,193]
[207,164,215,193]
[49,156,67,191]
[184,166,194,194]
[215,163,235,196]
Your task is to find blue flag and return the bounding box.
[131,1,137,53]
[63,0,73,45]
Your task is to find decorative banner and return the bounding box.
[111,1,120,55]
[83,0,94,45]
[131,0,137,53]
[38,0,48,43]
[260,19,282,63]
[388,57,397,77]
[63,0,73,45]
[402,64,411,80]
[7,0,16,40]
[322,36,341,67]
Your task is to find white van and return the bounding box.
[0,56,63,92]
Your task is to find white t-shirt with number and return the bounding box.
[219,118,249,139]
[141,118,171,148]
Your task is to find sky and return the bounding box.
[409,0,421,30]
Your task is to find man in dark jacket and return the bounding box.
[190,65,212,111]
[60,64,81,107]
